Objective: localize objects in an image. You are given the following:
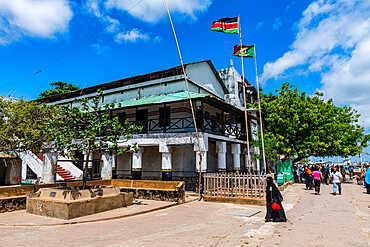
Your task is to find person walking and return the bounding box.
[265,177,287,222]
[293,165,299,184]
[349,165,354,180]
[331,167,342,195]
[365,167,370,194]
[312,167,322,195]
[323,167,329,185]
[305,166,313,190]
[298,165,303,183]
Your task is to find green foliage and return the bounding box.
[39,81,80,98]
[0,97,56,155]
[46,89,140,186]
[253,82,370,163]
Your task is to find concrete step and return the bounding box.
[56,164,77,181]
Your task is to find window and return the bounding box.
[136,109,148,133]
[211,115,217,133]
[117,112,126,125]
[159,106,170,127]
[196,109,203,130]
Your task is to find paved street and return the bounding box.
[0,181,368,246]
[257,181,370,247]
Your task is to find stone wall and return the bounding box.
[0,197,27,213]
[4,158,22,185]
[0,179,185,213]
[142,146,161,180]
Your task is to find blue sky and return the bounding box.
[1,0,370,162]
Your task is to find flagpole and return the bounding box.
[239,15,252,175]
[253,44,267,175]
[163,0,203,200]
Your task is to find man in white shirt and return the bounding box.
[331,167,342,195]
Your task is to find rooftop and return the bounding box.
[38,60,228,103]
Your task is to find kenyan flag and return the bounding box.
[211,17,239,34]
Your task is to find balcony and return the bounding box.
[127,115,246,140]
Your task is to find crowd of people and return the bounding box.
[265,162,370,223]
[292,163,370,195]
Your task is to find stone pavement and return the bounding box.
[0,181,368,246]
[0,199,178,226]
[0,196,267,246]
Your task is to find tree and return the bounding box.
[253,82,370,163]
[0,97,56,184]
[39,81,80,98]
[0,96,56,155]
[47,89,140,188]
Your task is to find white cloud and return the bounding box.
[153,36,163,42]
[285,1,296,12]
[104,15,119,33]
[0,0,73,44]
[114,29,149,43]
[260,0,370,126]
[105,0,212,23]
[273,17,282,31]
[86,0,102,17]
[255,21,263,31]
[90,43,112,56]
[85,0,119,33]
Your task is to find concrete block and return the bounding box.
[26,186,133,220]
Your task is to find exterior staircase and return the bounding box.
[56,164,77,181]
[20,151,43,183]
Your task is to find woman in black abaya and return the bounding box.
[265,177,287,222]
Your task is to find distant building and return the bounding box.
[22,60,263,188]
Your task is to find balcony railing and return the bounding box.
[127,116,246,139]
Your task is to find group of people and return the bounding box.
[265,163,370,223]
[293,164,346,195]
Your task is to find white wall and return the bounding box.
[186,62,226,98]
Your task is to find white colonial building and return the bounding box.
[21,60,264,189]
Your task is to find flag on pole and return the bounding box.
[211,17,239,34]
[233,45,254,57]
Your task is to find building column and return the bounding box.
[245,154,249,171]
[243,146,251,173]
[42,152,57,184]
[21,158,27,182]
[231,144,241,171]
[161,153,172,181]
[160,144,172,181]
[195,151,207,172]
[84,152,93,179]
[194,133,208,173]
[132,147,143,180]
[253,147,261,174]
[256,159,261,174]
[216,141,226,172]
[101,153,115,180]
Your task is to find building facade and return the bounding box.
[22,60,264,187]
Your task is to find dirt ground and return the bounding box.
[0,181,368,246]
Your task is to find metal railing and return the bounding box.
[127,116,245,139]
[203,173,273,200]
